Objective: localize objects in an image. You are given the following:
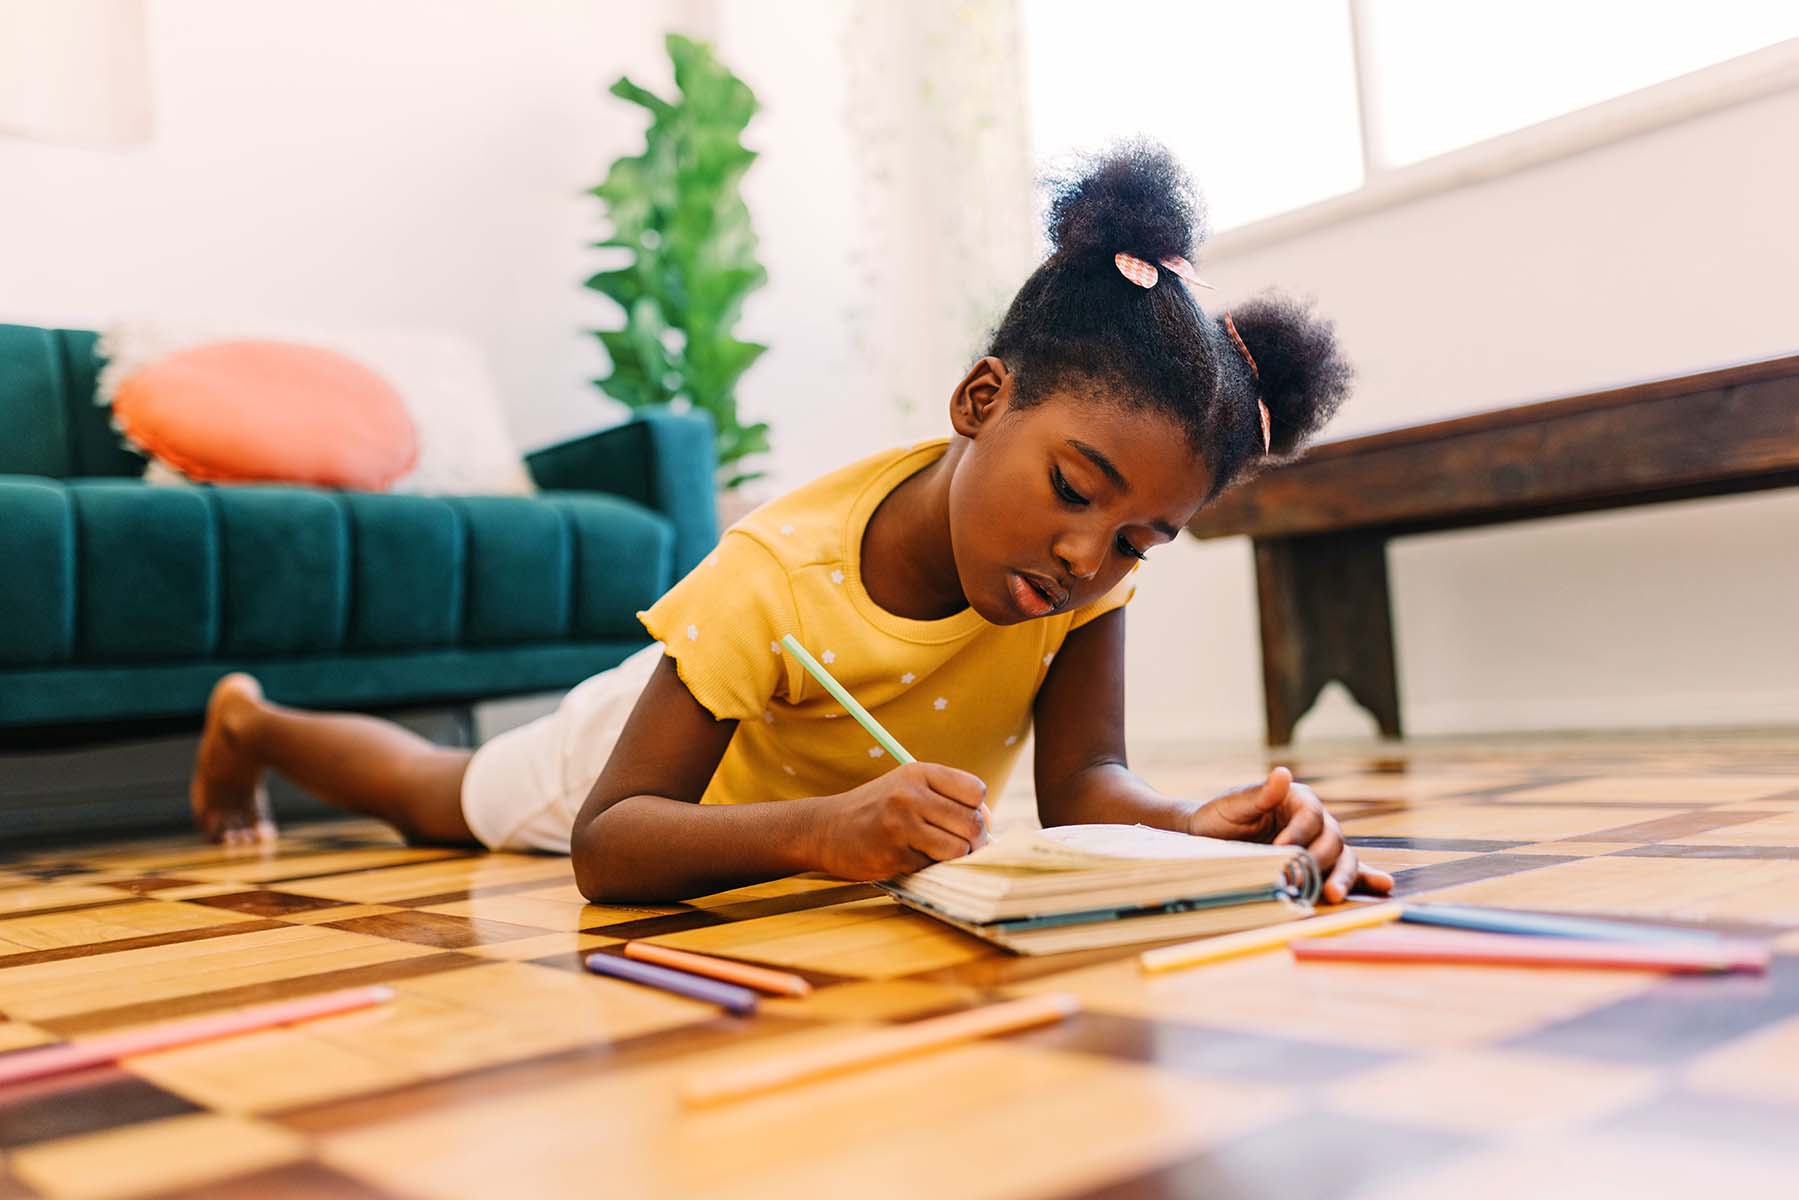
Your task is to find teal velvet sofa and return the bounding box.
[0,323,718,740]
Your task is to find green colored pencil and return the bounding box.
[779,634,915,764]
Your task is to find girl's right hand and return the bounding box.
[811,762,991,881]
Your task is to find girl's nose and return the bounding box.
[1054,533,1105,582]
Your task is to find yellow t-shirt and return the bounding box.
[636,438,1137,807]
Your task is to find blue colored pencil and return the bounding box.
[584,952,759,1015]
[1400,903,1720,944]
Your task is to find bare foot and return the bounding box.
[191,674,276,845]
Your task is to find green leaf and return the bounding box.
[583,267,642,310]
[609,77,672,119]
[588,34,769,463]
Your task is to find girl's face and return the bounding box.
[947,359,1212,626]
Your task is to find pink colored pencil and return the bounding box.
[0,985,394,1087]
[1290,928,1768,974]
[623,942,813,997]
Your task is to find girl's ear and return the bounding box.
[950,356,1012,437]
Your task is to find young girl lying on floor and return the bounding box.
[192,141,1393,906]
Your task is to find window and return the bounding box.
[1021,0,1799,235]
[1020,1,1364,233]
[1360,0,1799,167]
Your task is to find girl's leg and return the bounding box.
[191,674,476,847]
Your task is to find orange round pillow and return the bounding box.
[111,340,418,491]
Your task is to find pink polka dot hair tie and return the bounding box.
[1112,252,1217,292]
[1116,251,1271,454]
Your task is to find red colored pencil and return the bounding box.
[1290,928,1768,974]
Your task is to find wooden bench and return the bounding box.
[1185,354,1799,745]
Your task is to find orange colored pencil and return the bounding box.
[623,942,813,997]
[680,992,1080,1106]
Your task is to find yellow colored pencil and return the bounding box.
[1139,902,1404,974]
[679,992,1079,1107]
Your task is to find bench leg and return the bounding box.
[1253,532,1402,746]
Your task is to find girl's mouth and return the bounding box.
[1008,571,1065,618]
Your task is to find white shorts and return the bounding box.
[460,641,665,853]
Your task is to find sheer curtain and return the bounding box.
[837,0,1038,444]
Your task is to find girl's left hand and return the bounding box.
[1188,766,1394,904]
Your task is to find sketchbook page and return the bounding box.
[951,824,1291,872]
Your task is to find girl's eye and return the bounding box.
[1115,535,1147,561]
[1051,466,1088,506]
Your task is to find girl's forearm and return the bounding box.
[1036,762,1199,833]
[572,793,827,904]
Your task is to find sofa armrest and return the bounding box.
[525,407,719,578]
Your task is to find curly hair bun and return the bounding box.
[1045,139,1209,269]
[1224,293,1354,458]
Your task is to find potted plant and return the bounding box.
[587,33,771,514]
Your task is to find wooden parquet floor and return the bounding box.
[2,729,1797,1199]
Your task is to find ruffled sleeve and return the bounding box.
[636,531,800,720]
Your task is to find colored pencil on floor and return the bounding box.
[0,985,395,1088]
[1400,902,1722,944]
[624,941,813,997]
[1290,927,1769,974]
[680,992,1080,1107]
[1139,902,1404,974]
[585,950,760,1015]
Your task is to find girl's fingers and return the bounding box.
[1272,804,1323,848]
[918,762,988,808]
[893,848,936,875]
[1306,824,1344,870]
[1258,766,1292,810]
[918,792,987,844]
[1201,768,1296,838]
[1323,843,1358,904]
[909,824,973,863]
[1357,865,1395,895]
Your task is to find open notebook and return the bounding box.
[879,824,1319,955]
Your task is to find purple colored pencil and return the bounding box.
[583,951,759,1015]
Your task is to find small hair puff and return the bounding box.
[1224,293,1353,461]
[1044,139,1209,269]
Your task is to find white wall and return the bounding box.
[0,0,707,451]
[712,0,867,493]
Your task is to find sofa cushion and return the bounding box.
[74,482,219,662]
[0,477,75,665]
[110,340,419,491]
[0,478,674,670]
[214,487,350,656]
[458,496,572,644]
[100,321,536,497]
